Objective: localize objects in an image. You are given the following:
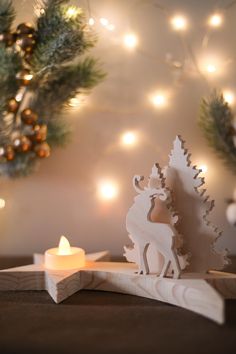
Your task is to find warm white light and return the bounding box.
[206,64,217,73]
[58,236,71,255]
[100,17,109,26]
[0,198,5,209]
[98,180,119,201]
[107,24,115,31]
[223,90,234,105]
[208,14,223,27]
[171,15,187,31]
[123,33,138,50]
[150,93,167,108]
[88,17,95,26]
[121,131,138,147]
[69,94,87,108]
[199,164,208,174]
[15,92,24,102]
[65,6,82,19]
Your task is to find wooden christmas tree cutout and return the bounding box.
[0,135,235,324]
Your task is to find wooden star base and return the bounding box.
[0,251,236,325]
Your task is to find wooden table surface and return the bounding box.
[0,256,236,354]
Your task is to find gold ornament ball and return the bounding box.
[16,69,33,86]
[0,32,16,46]
[5,146,15,161]
[7,98,19,113]
[21,108,38,125]
[13,136,32,153]
[16,34,36,53]
[33,124,47,142]
[34,142,50,158]
[16,23,35,36]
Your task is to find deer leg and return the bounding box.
[159,257,171,278]
[137,242,149,274]
[170,249,181,279]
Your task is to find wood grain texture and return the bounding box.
[0,257,236,324]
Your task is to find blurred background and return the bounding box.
[0,0,235,256]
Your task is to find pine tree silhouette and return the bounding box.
[164,136,228,272]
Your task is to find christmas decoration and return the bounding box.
[0,137,235,325]
[226,189,236,227]
[199,91,236,174]
[125,136,228,274]
[0,0,105,178]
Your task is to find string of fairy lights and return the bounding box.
[80,1,236,202]
[0,1,235,209]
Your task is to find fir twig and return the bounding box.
[31,58,105,118]
[0,0,15,33]
[199,91,236,174]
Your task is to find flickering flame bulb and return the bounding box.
[171,15,187,31]
[121,131,138,147]
[58,236,71,255]
[123,33,138,49]
[150,93,167,107]
[208,14,223,27]
[199,164,208,174]
[100,17,109,26]
[0,198,6,209]
[88,17,95,26]
[223,90,234,105]
[98,180,119,201]
[206,64,216,73]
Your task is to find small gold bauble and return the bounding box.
[16,34,36,53]
[16,69,33,86]
[0,32,16,46]
[16,23,35,36]
[32,124,47,142]
[21,108,38,125]
[7,98,19,113]
[13,136,32,153]
[5,146,15,161]
[34,142,50,158]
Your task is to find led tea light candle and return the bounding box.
[45,236,85,270]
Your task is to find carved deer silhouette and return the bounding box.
[126,175,182,279]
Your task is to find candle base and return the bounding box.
[45,247,85,270]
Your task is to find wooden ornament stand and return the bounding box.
[0,252,236,324]
[1,136,235,325]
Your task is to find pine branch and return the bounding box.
[0,44,21,144]
[0,0,15,33]
[199,91,236,174]
[31,3,95,73]
[0,44,21,97]
[47,118,72,147]
[31,58,105,118]
[0,152,39,178]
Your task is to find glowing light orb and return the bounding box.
[199,164,208,174]
[208,14,223,27]
[0,198,6,209]
[97,180,119,201]
[206,64,217,73]
[123,33,138,49]
[121,131,138,147]
[223,90,234,105]
[150,93,167,108]
[171,15,187,31]
[88,17,95,26]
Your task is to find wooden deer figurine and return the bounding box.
[125,164,185,279]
